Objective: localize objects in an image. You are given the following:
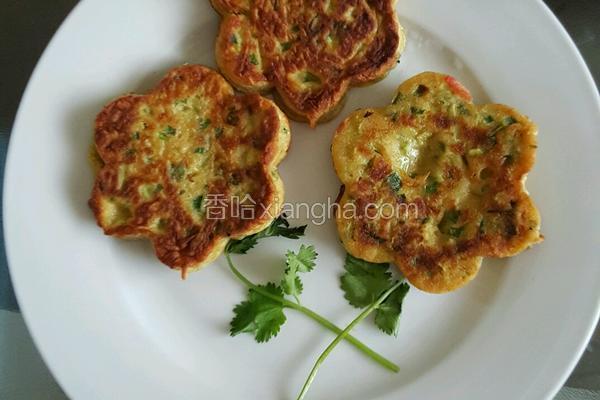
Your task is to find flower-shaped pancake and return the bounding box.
[332,72,542,293]
[212,0,405,126]
[89,65,290,276]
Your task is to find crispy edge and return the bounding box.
[215,13,273,93]
[397,255,483,294]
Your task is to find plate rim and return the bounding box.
[4,0,600,399]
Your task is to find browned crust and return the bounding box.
[332,72,543,293]
[212,0,405,127]
[89,65,290,276]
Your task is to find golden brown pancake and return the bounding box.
[332,72,542,293]
[212,0,405,127]
[89,65,290,277]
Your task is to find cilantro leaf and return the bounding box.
[340,254,411,336]
[226,214,307,254]
[287,244,317,273]
[230,283,287,343]
[226,235,258,255]
[281,245,317,298]
[340,254,393,308]
[264,214,307,239]
[374,282,410,336]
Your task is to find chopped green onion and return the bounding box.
[199,118,211,130]
[410,106,425,115]
[387,172,402,193]
[193,195,204,212]
[424,178,438,195]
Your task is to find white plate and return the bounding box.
[5,0,600,399]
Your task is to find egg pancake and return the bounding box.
[332,72,542,293]
[89,65,290,277]
[212,0,405,127]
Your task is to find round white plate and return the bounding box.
[5,0,600,399]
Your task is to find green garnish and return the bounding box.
[214,127,224,137]
[442,209,460,224]
[159,125,176,140]
[297,282,403,400]
[230,282,287,343]
[198,118,211,130]
[230,34,238,45]
[340,254,410,335]
[281,245,317,302]
[303,72,320,83]
[227,215,306,254]
[281,41,292,51]
[439,209,463,237]
[490,115,519,135]
[410,106,425,115]
[225,217,411,400]
[424,178,438,195]
[448,226,464,238]
[392,92,404,104]
[340,254,394,308]
[374,282,410,336]
[194,147,206,154]
[249,53,259,65]
[387,172,402,193]
[341,254,409,335]
[457,103,470,115]
[192,195,203,212]
[132,132,140,140]
[169,164,185,181]
[296,255,409,399]
[225,216,399,370]
[484,115,494,124]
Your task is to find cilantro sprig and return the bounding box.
[229,245,316,341]
[224,216,399,373]
[226,214,306,254]
[341,254,410,336]
[295,256,410,399]
[297,281,404,400]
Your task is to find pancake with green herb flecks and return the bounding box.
[89,65,290,277]
[211,0,405,127]
[332,72,542,293]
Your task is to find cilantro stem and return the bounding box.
[225,253,399,373]
[296,281,403,400]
